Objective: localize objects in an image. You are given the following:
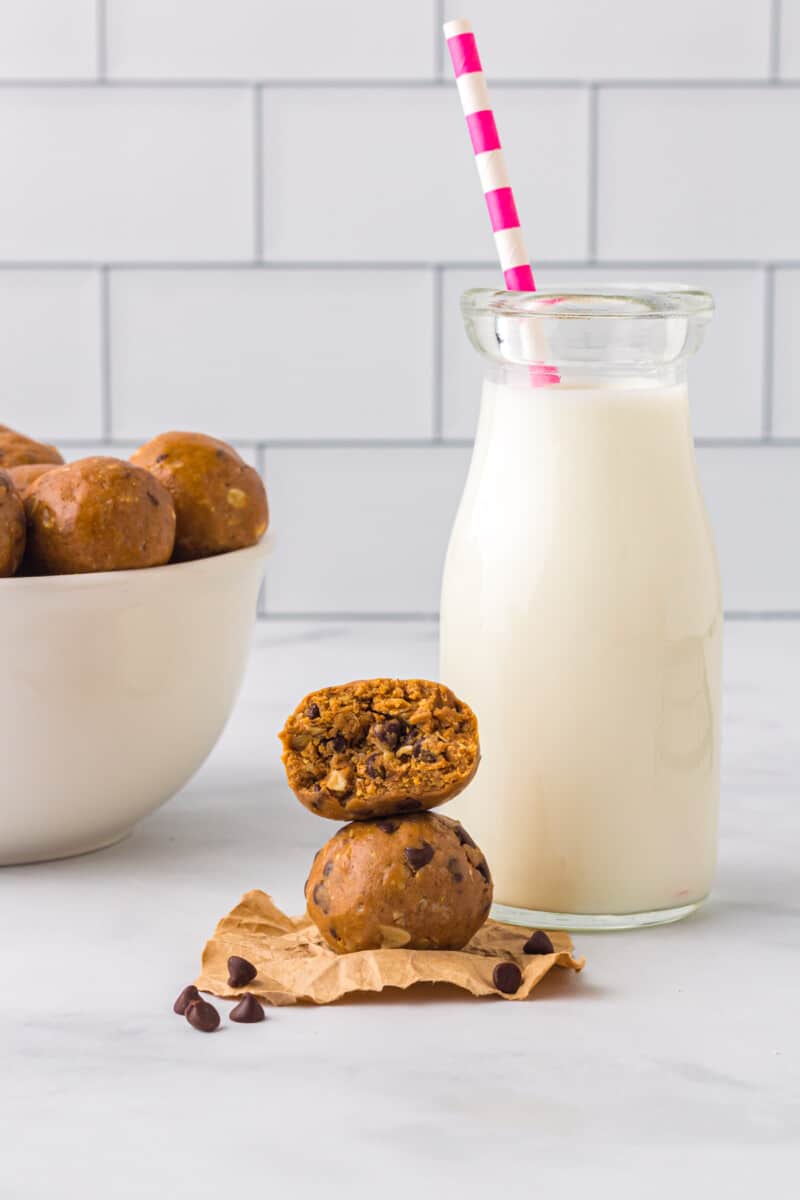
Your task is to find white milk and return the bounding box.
[440,378,722,919]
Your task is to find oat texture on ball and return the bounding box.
[280,679,480,820]
[131,431,268,561]
[0,424,63,469]
[0,470,26,577]
[305,812,493,953]
[25,457,176,576]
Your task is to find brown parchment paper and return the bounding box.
[195,889,585,1005]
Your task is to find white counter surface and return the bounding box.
[1,620,798,1198]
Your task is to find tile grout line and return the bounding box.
[99,266,112,439]
[762,265,776,436]
[770,0,782,80]
[2,77,800,89]
[252,85,264,260]
[50,436,800,450]
[95,0,107,81]
[587,84,599,261]
[3,259,798,272]
[432,265,444,440]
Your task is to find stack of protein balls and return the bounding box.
[0,422,267,578]
[279,678,498,957]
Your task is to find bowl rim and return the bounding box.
[0,533,273,594]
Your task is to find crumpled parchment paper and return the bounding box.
[195,889,584,1005]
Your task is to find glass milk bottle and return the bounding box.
[440,286,722,930]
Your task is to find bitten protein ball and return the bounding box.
[130,432,268,561]
[305,812,493,954]
[25,457,176,575]
[280,679,480,821]
[0,424,63,469]
[5,462,58,501]
[0,470,26,577]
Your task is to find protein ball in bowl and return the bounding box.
[0,471,26,577]
[0,425,63,469]
[280,678,480,820]
[130,432,268,561]
[5,462,58,501]
[305,812,493,954]
[25,457,176,575]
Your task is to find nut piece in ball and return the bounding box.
[0,424,63,469]
[131,432,268,561]
[0,470,26,577]
[305,812,493,954]
[280,678,480,820]
[25,457,176,576]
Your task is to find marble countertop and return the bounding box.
[1,619,797,1198]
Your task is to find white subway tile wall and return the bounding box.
[0,0,796,615]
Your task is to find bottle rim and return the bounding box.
[461,282,714,321]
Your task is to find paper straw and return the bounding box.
[443,17,559,384]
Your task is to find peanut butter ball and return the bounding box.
[25,457,176,575]
[280,678,480,821]
[0,424,63,469]
[0,470,25,577]
[305,812,493,954]
[130,432,268,561]
[5,462,58,501]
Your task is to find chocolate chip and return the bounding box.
[307,703,320,719]
[455,824,476,848]
[419,750,437,763]
[185,998,220,1032]
[402,799,424,811]
[146,490,159,506]
[329,926,340,940]
[523,930,554,956]
[215,448,227,461]
[476,860,492,885]
[374,718,406,751]
[173,984,199,1015]
[404,842,434,872]
[323,860,334,877]
[332,733,347,753]
[230,993,265,1023]
[310,799,321,811]
[227,955,257,988]
[312,882,329,914]
[155,453,168,463]
[365,753,384,779]
[376,820,398,834]
[492,962,522,995]
[447,856,464,883]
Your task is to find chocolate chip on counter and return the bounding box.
[312,882,330,913]
[307,703,321,720]
[492,962,522,995]
[185,998,221,1032]
[376,820,398,834]
[523,930,554,956]
[173,984,199,1015]
[332,733,347,753]
[476,860,491,885]
[229,993,265,1024]
[454,824,476,848]
[323,860,334,877]
[227,955,257,988]
[404,842,434,872]
[447,856,464,883]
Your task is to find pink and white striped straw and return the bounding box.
[444,17,559,384]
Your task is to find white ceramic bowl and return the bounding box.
[0,537,271,865]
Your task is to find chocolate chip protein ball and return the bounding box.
[0,470,26,577]
[5,462,58,501]
[306,812,493,954]
[130,432,268,561]
[25,457,176,575]
[280,678,480,820]
[0,424,63,469]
